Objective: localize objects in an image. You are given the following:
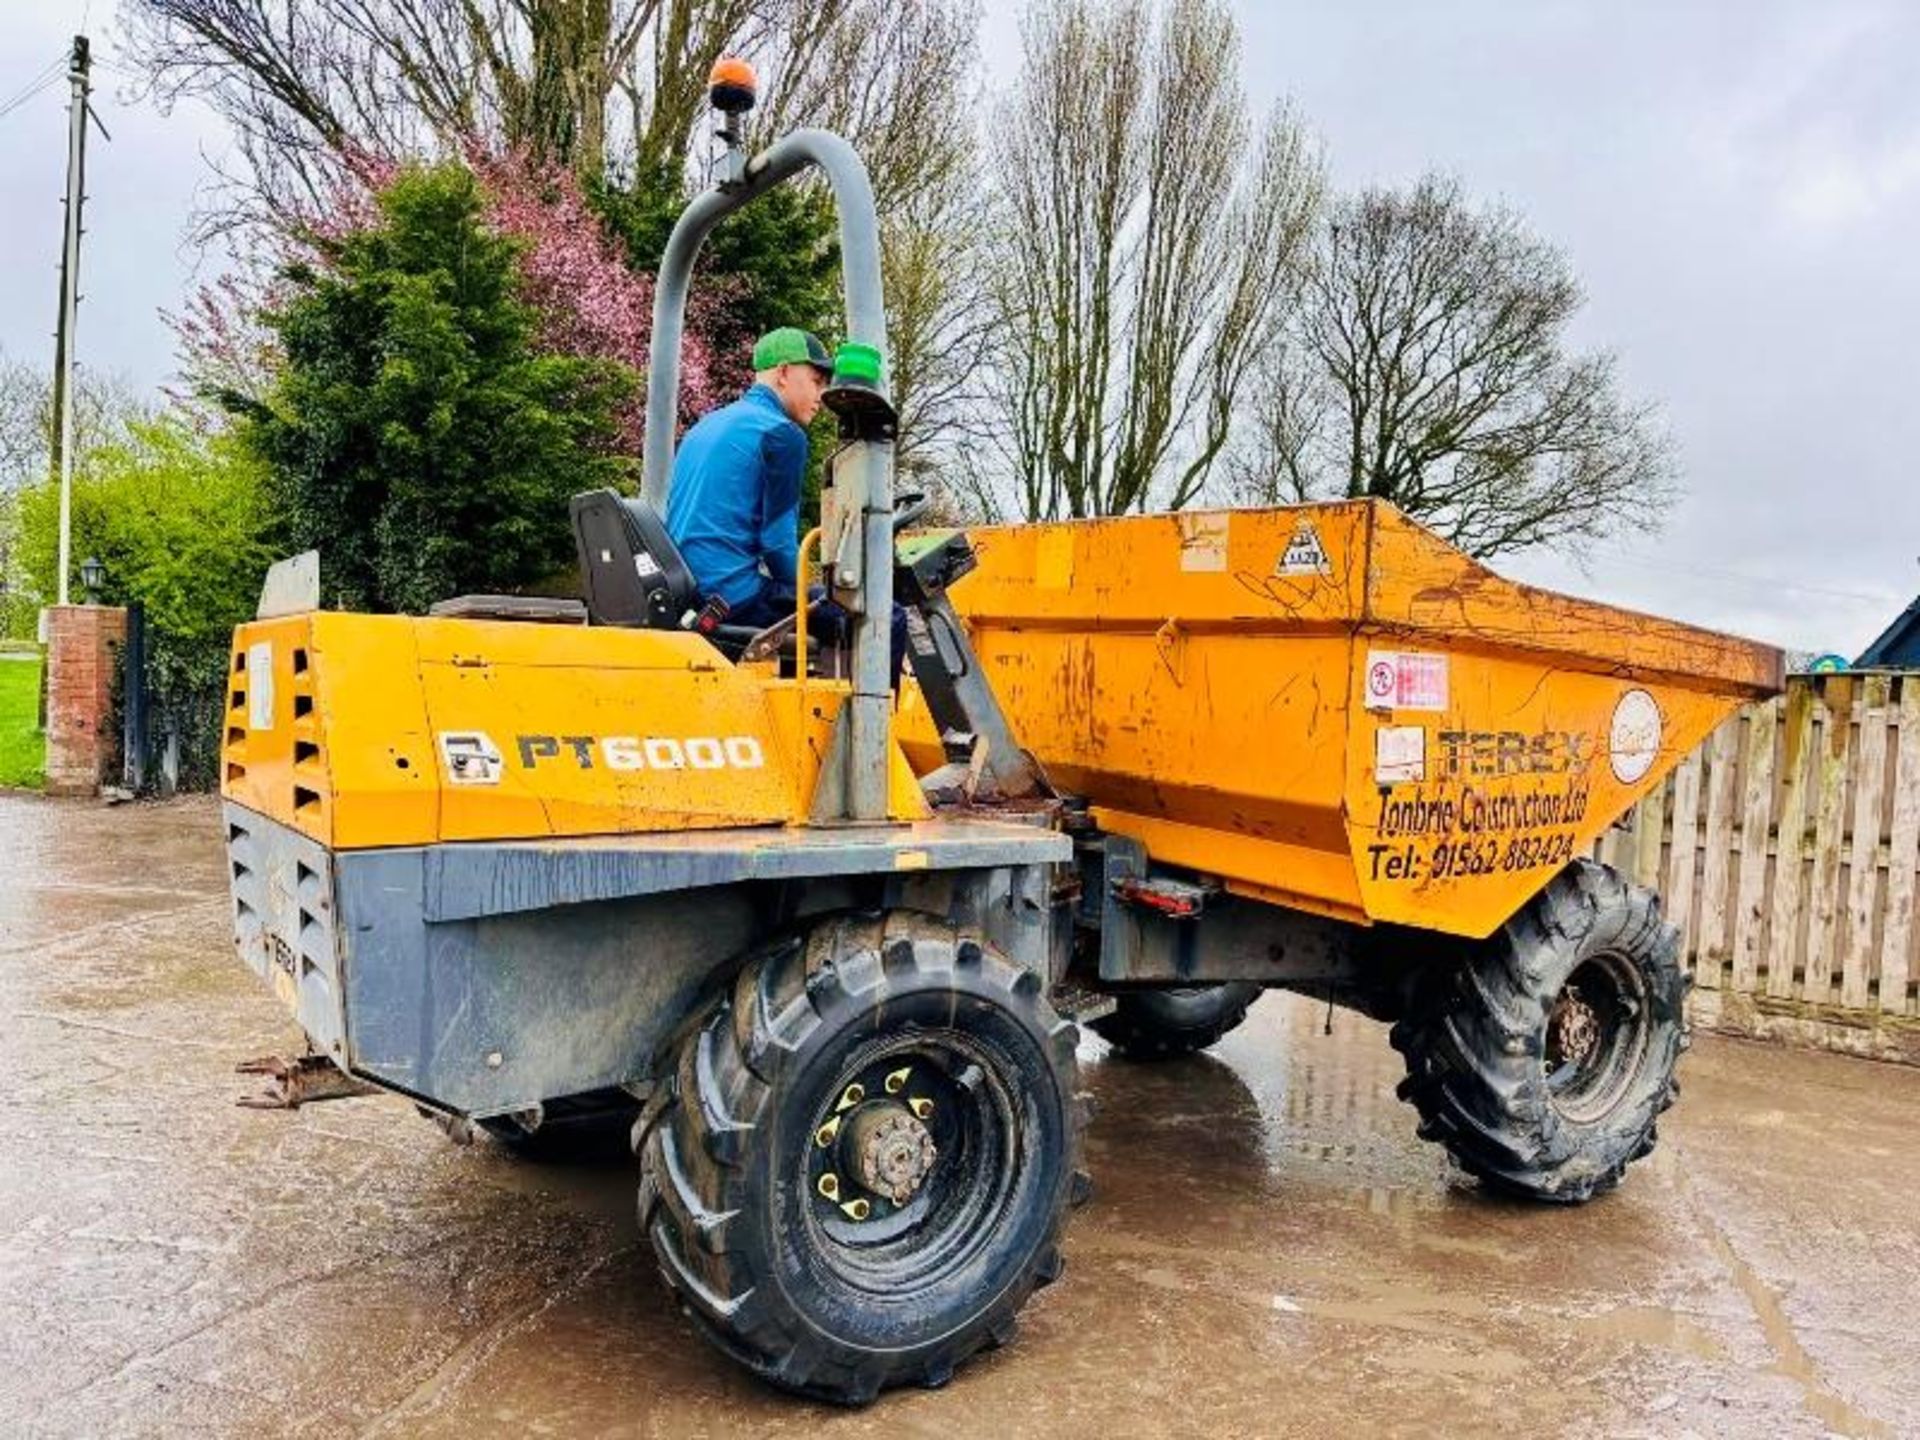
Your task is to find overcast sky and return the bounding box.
[2,0,1914,655]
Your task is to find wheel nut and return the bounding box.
[818,1172,841,1201]
[885,1066,912,1094]
[835,1082,865,1112]
[839,1198,872,1221]
[909,1096,934,1120]
[814,1115,841,1147]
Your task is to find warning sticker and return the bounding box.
[247,642,274,731]
[1374,725,1427,784]
[1364,650,1449,712]
[1275,520,1331,577]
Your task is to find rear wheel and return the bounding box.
[1090,983,1261,1060]
[637,913,1086,1404]
[1389,860,1685,1203]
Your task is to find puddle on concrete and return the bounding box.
[1702,1223,1891,1439]
[5,794,1918,1436]
[1571,1303,1727,1363]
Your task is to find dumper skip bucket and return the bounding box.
[899,501,1782,938]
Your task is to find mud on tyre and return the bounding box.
[1390,859,1686,1203]
[636,913,1086,1404]
[1089,983,1261,1060]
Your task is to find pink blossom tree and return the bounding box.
[470,147,723,444]
[172,144,727,451]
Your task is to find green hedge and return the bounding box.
[14,420,273,789]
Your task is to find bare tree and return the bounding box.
[982,0,1322,519]
[1233,174,1675,558]
[0,355,150,621]
[0,354,148,496]
[883,178,996,483]
[766,0,989,480]
[753,0,970,211]
[123,0,990,464]
[123,1,975,222]
[121,0,749,220]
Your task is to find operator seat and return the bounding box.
[570,488,701,630]
[569,488,816,669]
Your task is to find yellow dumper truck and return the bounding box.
[218,67,1782,1403]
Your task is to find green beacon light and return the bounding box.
[833,341,884,387]
[824,341,896,438]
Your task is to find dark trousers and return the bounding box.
[729,584,908,688]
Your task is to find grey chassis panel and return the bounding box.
[224,806,1070,1118]
[1089,833,1382,1006]
[420,820,1069,922]
[226,803,348,1058]
[337,844,760,1117]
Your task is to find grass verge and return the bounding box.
[0,654,46,789]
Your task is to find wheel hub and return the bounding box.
[810,1062,955,1226]
[1542,952,1654,1125]
[845,1104,938,1205]
[1549,987,1602,1069]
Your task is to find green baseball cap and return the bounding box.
[752,327,833,375]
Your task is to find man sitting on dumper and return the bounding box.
[665,326,830,632]
[666,326,905,682]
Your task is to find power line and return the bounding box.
[0,74,62,123]
[1,55,66,105]
[0,58,66,122]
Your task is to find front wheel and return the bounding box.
[1389,860,1686,1203]
[637,914,1086,1404]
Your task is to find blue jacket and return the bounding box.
[665,384,808,609]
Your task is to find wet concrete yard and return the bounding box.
[3,793,1917,1437]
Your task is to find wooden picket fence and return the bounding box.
[1595,672,1920,1065]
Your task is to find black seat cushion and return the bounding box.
[571,489,700,629]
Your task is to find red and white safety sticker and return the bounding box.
[1364,650,1449,712]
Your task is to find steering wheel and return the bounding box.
[893,490,931,532]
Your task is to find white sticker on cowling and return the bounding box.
[1364,650,1449,712]
[1609,689,1662,784]
[1374,725,1427,784]
[1276,520,1331,577]
[247,642,274,731]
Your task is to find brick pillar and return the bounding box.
[43,604,128,797]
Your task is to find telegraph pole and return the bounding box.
[52,34,93,607]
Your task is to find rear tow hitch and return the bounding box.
[235,1053,381,1110]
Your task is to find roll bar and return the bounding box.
[641,102,895,824]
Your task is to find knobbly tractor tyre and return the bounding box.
[1089,983,1262,1060]
[637,914,1086,1404]
[1390,859,1685,1204]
